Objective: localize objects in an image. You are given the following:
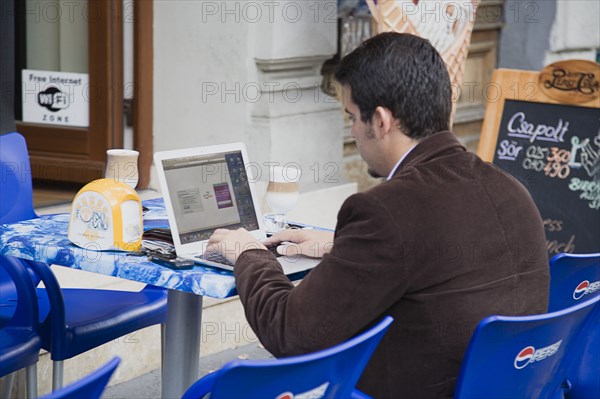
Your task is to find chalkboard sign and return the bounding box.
[478,60,600,257]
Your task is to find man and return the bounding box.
[208,33,549,398]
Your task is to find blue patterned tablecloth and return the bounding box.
[0,198,240,298]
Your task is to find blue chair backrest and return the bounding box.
[549,253,600,399]
[564,308,600,399]
[454,296,600,399]
[182,316,394,399]
[40,356,120,399]
[0,133,41,302]
[548,253,600,312]
[0,132,37,224]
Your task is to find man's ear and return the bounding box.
[372,106,394,138]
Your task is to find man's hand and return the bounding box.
[263,229,334,258]
[207,228,267,264]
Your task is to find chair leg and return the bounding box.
[52,361,64,391]
[1,373,15,399]
[26,364,37,399]
[161,323,166,371]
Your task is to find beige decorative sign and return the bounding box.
[539,60,600,105]
[477,62,599,163]
[366,0,480,92]
[365,0,480,124]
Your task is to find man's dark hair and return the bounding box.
[335,32,452,139]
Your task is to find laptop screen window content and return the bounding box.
[161,150,259,244]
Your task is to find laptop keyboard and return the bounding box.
[195,245,282,267]
[195,252,234,266]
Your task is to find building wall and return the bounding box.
[153,1,251,150]
[499,0,599,70]
[498,0,557,70]
[152,1,343,192]
[545,0,600,64]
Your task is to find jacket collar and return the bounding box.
[391,131,466,178]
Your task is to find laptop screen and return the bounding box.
[161,150,259,244]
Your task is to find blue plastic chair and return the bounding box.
[181,316,393,399]
[0,132,43,325]
[548,253,600,312]
[0,132,40,327]
[549,253,600,399]
[0,132,168,390]
[0,264,20,327]
[454,295,600,399]
[0,255,41,399]
[40,357,120,399]
[0,133,37,224]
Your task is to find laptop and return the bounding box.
[153,143,319,274]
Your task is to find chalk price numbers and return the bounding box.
[544,147,571,179]
[500,141,572,180]
[499,141,587,181]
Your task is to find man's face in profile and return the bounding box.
[342,86,383,178]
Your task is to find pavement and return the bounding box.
[103,343,272,399]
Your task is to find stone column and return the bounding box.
[246,0,344,192]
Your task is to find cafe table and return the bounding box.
[0,197,310,398]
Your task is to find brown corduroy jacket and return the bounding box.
[235,131,549,398]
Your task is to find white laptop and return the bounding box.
[153,143,319,274]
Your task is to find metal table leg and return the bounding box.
[161,289,203,398]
